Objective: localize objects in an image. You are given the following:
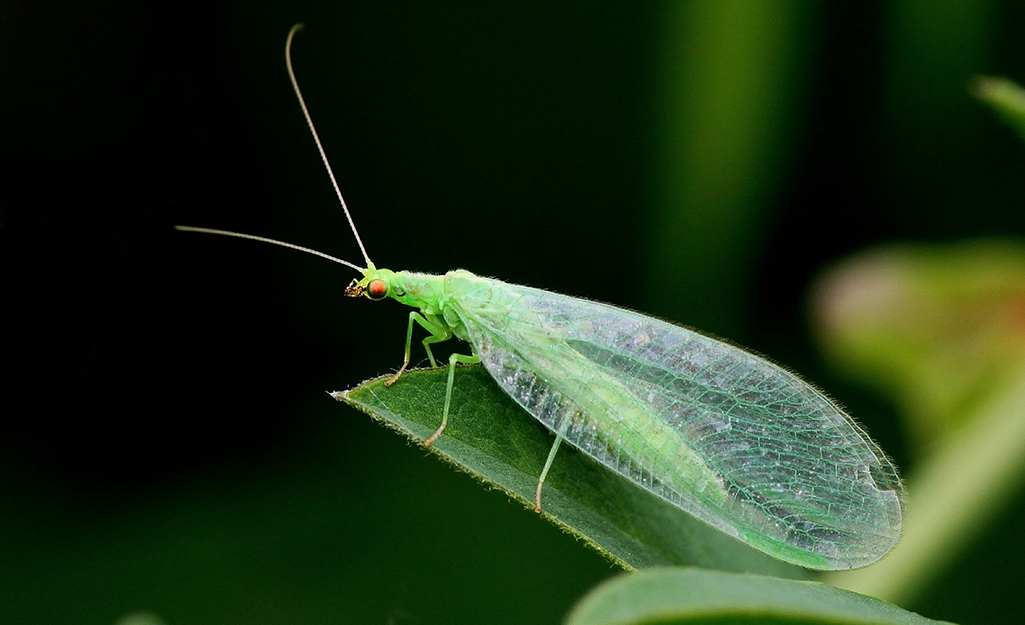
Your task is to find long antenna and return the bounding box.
[174,226,364,271]
[286,23,372,268]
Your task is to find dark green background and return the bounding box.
[2,2,1023,624]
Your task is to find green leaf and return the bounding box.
[334,365,801,577]
[971,76,1025,143]
[565,568,956,625]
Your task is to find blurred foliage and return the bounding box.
[812,241,1025,606]
[973,76,1025,142]
[812,240,1025,446]
[3,1,1025,624]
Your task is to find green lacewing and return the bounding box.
[177,25,904,570]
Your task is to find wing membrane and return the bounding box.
[444,271,904,570]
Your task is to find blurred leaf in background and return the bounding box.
[813,240,1025,606]
[812,240,1025,446]
[973,76,1025,142]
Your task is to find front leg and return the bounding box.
[386,311,451,387]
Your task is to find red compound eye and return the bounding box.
[367,279,388,300]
